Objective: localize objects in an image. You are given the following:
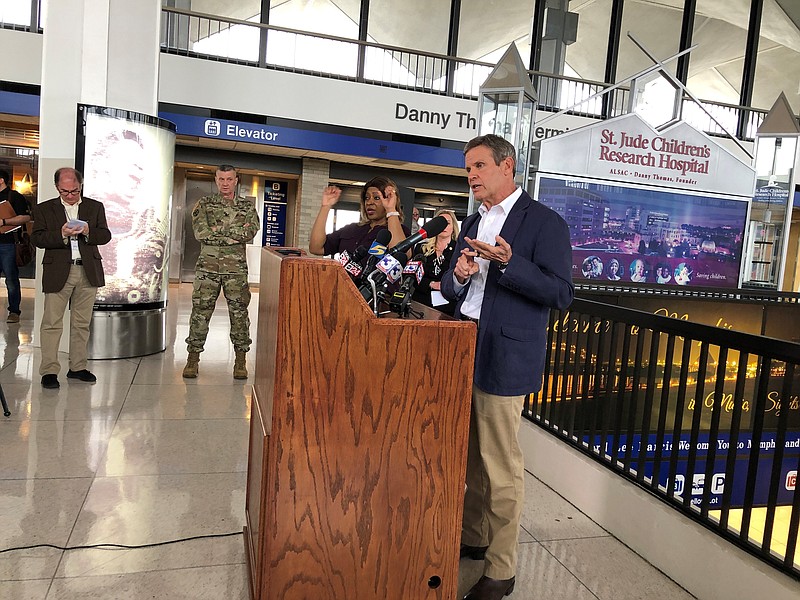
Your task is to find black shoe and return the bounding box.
[41,374,60,389]
[463,575,516,600]
[67,369,97,382]
[460,544,489,560]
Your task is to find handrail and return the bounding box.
[161,6,490,67]
[571,297,800,362]
[576,282,800,304]
[529,296,800,579]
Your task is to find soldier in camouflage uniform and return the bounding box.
[183,165,259,379]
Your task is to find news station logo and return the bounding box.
[787,470,797,491]
[376,255,403,282]
[204,120,221,136]
[344,262,362,277]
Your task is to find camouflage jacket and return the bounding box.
[192,193,259,274]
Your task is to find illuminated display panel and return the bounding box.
[535,175,750,289]
[77,106,176,308]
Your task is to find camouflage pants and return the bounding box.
[186,271,251,353]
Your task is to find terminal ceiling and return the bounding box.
[188,0,800,110]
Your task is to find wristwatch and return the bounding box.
[498,260,509,271]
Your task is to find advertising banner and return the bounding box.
[587,432,800,508]
[79,106,176,308]
[538,113,755,197]
[536,175,749,289]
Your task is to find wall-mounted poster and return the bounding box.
[535,175,750,289]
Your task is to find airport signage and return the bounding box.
[263,180,287,247]
[160,111,464,169]
[539,113,756,196]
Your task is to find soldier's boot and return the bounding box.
[183,352,200,378]
[233,350,248,380]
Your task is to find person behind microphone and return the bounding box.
[441,135,573,600]
[308,176,410,258]
[412,209,458,316]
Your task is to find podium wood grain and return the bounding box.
[245,248,476,600]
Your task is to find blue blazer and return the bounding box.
[441,191,574,396]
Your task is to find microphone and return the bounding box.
[400,256,425,291]
[385,215,449,258]
[388,255,425,316]
[359,229,393,282]
[337,245,369,281]
[359,252,408,302]
[376,252,408,284]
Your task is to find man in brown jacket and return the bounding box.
[32,167,112,389]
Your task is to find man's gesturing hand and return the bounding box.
[465,235,512,265]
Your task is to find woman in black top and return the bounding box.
[412,209,459,316]
[308,176,409,257]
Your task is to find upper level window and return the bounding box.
[752,3,800,111]
[269,0,358,39]
[369,0,450,55]
[557,0,613,83]
[687,0,751,105]
[1,1,33,28]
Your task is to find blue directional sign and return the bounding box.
[263,180,288,247]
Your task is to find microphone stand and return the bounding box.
[365,271,381,316]
[1,384,10,417]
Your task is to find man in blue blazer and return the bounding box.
[442,135,573,600]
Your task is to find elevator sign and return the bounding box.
[263,180,288,247]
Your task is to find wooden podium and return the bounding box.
[244,248,476,600]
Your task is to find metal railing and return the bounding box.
[528,297,800,579]
[575,282,800,304]
[159,6,770,140]
[159,6,491,99]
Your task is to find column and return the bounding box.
[35,0,162,349]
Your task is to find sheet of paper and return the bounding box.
[430,290,448,307]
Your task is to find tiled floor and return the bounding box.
[0,285,695,599]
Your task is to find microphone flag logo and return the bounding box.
[376,255,403,282]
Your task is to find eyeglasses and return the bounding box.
[58,188,81,196]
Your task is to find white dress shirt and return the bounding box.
[62,197,83,260]
[456,187,522,320]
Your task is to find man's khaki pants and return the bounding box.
[39,265,97,376]
[461,385,526,580]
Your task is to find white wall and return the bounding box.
[157,54,600,146]
[158,53,478,142]
[0,30,42,86]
